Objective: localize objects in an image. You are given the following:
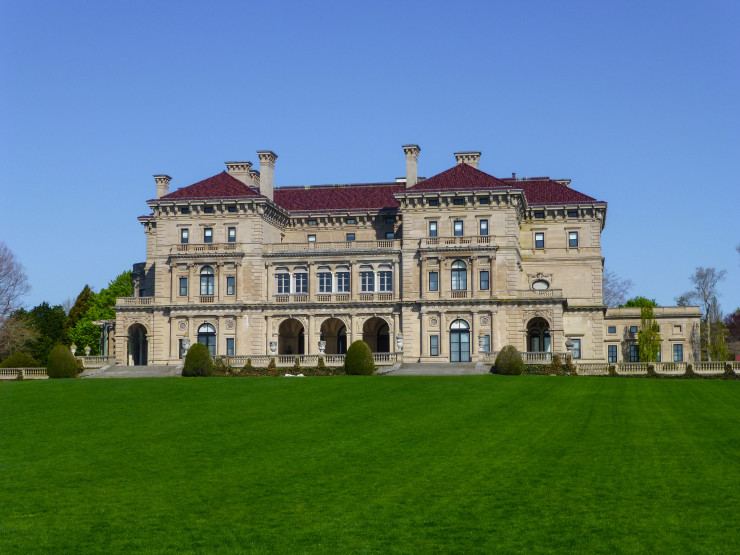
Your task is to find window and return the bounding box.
[307,234,316,242]
[453,220,463,236]
[429,221,438,237]
[572,338,581,359]
[379,271,392,292]
[535,232,544,249]
[453,198,464,206]
[479,219,488,236]
[346,217,356,225]
[451,260,467,291]
[482,335,491,352]
[673,344,683,362]
[228,227,236,243]
[179,277,188,296]
[226,276,235,295]
[385,232,395,239]
[361,270,375,292]
[608,345,618,363]
[226,338,234,357]
[346,233,355,241]
[204,228,213,243]
[180,206,190,214]
[179,339,187,359]
[318,271,333,293]
[307,219,317,226]
[385,216,395,223]
[535,211,544,219]
[629,344,639,362]
[630,325,638,334]
[139,289,146,297]
[569,231,579,248]
[203,206,214,214]
[608,326,616,334]
[200,266,215,295]
[180,229,189,244]
[277,273,290,294]
[656,348,661,362]
[568,210,578,218]
[294,273,308,294]
[336,271,350,292]
[197,323,216,355]
[479,197,490,205]
[429,199,439,206]
[227,205,237,213]
[480,270,489,291]
[430,335,439,356]
[429,271,439,291]
[673,325,682,333]
[532,280,550,290]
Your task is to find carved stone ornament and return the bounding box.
[522,310,553,327]
[226,319,235,330]
[178,321,187,331]
[480,316,489,325]
[429,317,438,327]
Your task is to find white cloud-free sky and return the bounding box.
[1,0,738,311]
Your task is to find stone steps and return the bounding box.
[388,362,490,376]
[82,365,183,379]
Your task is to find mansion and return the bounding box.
[114,146,700,365]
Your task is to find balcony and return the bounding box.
[265,239,400,255]
[171,243,241,255]
[273,292,394,303]
[116,297,154,306]
[420,236,496,250]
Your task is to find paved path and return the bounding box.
[386,362,490,376]
[81,365,183,378]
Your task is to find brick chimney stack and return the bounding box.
[403,144,420,188]
[454,151,481,169]
[257,151,277,201]
[225,161,253,185]
[154,174,172,199]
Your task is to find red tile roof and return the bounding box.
[155,171,264,201]
[274,183,405,212]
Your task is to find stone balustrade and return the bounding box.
[221,352,397,368]
[420,236,495,249]
[266,239,400,254]
[77,356,115,369]
[172,243,240,254]
[116,297,154,306]
[0,368,48,380]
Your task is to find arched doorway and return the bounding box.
[363,317,390,352]
[198,323,216,355]
[128,324,148,366]
[450,319,470,362]
[527,317,551,352]
[278,319,305,355]
[320,318,347,354]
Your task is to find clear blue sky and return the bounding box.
[1,0,738,312]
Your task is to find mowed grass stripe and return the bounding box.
[1,376,738,553]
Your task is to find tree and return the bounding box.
[20,302,66,364]
[725,309,740,342]
[678,267,727,361]
[602,269,633,308]
[0,242,31,323]
[63,285,94,344]
[638,305,661,362]
[621,296,658,308]
[0,313,38,361]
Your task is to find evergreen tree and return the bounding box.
[638,305,661,362]
[63,285,94,344]
[19,302,66,364]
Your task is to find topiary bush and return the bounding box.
[493,345,524,375]
[182,343,214,377]
[547,354,564,376]
[647,364,659,379]
[722,364,737,381]
[565,355,577,375]
[684,363,699,379]
[267,358,277,371]
[293,357,301,370]
[0,352,40,368]
[46,345,78,379]
[345,340,375,375]
[608,365,618,377]
[317,356,326,370]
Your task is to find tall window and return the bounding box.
[318,271,333,293]
[179,277,188,296]
[379,270,392,292]
[480,270,489,291]
[200,266,215,295]
[204,228,213,243]
[228,227,236,243]
[429,271,439,291]
[429,221,438,237]
[453,220,463,237]
[226,276,235,295]
[572,338,581,359]
[337,271,350,292]
[569,231,578,247]
[479,219,488,236]
[430,335,439,356]
[535,232,544,248]
[277,273,290,294]
[482,335,491,352]
[179,339,187,359]
[361,269,375,292]
[226,338,234,357]
[629,345,639,362]
[180,229,189,244]
[608,345,618,363]
[451,260,467,291]
[197,323,216,355]
[673,344,683,362]
[294,273,308,294]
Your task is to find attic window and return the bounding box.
[534,212,545,219]
[532,280,550,291]
[346,217,357,225]
[385,216,395,224]
[568,210,578,217]
[453,198,465,206]
[479,197,490,205]
[204,206,214,214]
[307,220,318,226]
[180,207,190,214]
[227,206,237,213]
[428,199,439,207]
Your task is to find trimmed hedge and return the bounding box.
[345,340,375,375]
[46,345,78,379]
[0,352,40,368]
[493,346,524,375]
[182,343,214,377]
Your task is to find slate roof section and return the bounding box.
[406,162,511,191]
[155,171,264,201]
[274,183,405,213]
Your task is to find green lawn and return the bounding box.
[1,376,739,553]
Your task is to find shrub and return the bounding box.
[565,355,577,375]
[547,354,564,376]
[493,345,524,375]
[684,364,699,379]
[722,364,737,381]
[213,357,231,376]
[242,358,255,371]
[317,356,326,369]
[0,352,40,368]
[293,357,301,370]
[608,365,618,377]
[46,345,78,379]
[267,358,276,371]
[647,364,659,379]
[345,340,375,375]
[182,343,214,377]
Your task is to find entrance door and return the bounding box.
[450,319,471,362]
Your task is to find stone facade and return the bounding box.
[114,146,700,365]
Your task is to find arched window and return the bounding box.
[450,319,470,362]
[200,266,215,295]
[198,323,216,355]
[451,260,467,291]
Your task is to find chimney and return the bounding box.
[256,150,277,200]
[403,144,420,188]
[248,168,260,189]
[154,174,172,199]
[454,151,481,169]
[225,161,252,185]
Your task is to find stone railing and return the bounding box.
[172,243,239,254]
[266,240,400,254]
[116,297,154,306]
[77,356,114,369]
[0,368,48,380]
[221,352,397,368]
[421,236,495,249]
[510,289,564,300]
